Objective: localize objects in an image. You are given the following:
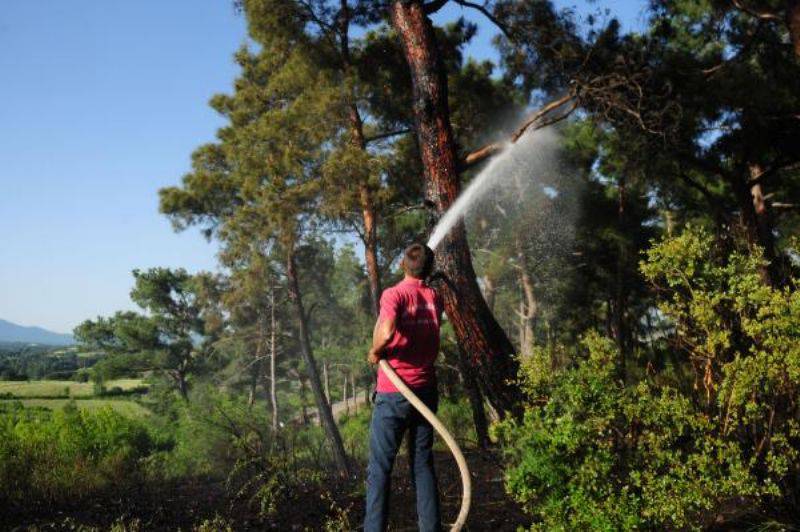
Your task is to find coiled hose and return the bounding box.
[378,359,471,531]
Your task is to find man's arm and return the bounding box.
[367,315,396,364]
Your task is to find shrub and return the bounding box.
[0,401,157,505]
[436,397,477,448]
[496,227,800,530]
[339,407,371,461]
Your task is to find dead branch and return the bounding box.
[365,128,413,143]
[731,0,781,21]
[460,92,576,170]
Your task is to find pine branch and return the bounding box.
[423,0,450,14]
[452,0,513,40]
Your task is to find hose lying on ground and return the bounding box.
[377,359,472,531]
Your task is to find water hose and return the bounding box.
[378,359,472,531]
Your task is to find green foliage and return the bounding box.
[0,344,97,381]
[497,227,800,530]
[0,402,158,505]
[74,268,222,399]
[436,397,478,448]
[338,407,372,461]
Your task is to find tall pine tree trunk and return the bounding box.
[614,178,628,382]
[340,1,382,317]
[515,237,537,358]
[360,180,382,317]
[352,373,358,413]
[732,165,779,286]
[390,0,522,417]
[348,103,381,317]
[269,283,279,432]
[299,375,309,425]
[482,274,496,312]
[323,360,331,402]
[788,0,800,57]
[286,247,350,476]
[343,372,349,416]
[249,316,266,409]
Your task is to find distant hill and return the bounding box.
[0,319,74,345]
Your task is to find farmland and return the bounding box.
[0,378,150,417]
[0,378,145,398]
[11,398,151,417]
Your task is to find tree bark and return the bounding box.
[390,0,522,417]
[269,283,279,432]
[352,372,358,413]
[340,0,382,317]
[456,345,490,449]
[515,238,537,358]
[343,372,349,416]
[614,178,628,382]
[361,182,382,317]
[482,274,496,313]
[286,247,350,476]
[788,0,800,57]
[323,360,331,402]
[732,165,779,286]
[249,316,266,409]
[299,375,309,425]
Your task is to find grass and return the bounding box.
[0,378,145,398]
[0,378,150,418]
[13,398,151,418]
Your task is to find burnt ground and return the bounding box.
[378,449,528,531]
[2,448,528,531]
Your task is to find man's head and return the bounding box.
[401,243,435,279]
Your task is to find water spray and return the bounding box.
[427,128,561,250]
[427,142,510,250]
[380,128,562,530]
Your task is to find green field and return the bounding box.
[12,398,151,418]
[0,378,150,417]
[0,378,145,398]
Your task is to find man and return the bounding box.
[364,243,443,532]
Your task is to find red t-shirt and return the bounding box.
[376,277,444,393]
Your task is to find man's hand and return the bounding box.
[367,348,382,365]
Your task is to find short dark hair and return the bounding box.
[402,243,434,279]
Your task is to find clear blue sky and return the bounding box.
[0,1,646,334]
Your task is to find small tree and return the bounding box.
[74,268,219,400]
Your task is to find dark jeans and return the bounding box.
[364,387,441,532]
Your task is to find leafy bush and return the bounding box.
[339,407,371,461]
[0,402,158,505]
[436,397,477,448]
[495,227,800,530]
[146,384,331,519]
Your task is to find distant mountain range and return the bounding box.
[0,319,74,345]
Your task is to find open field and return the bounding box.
[0,378,145,398]
[7,398,151,418]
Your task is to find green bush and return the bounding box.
[0,401,157,504]
[339,407,371,461]
[436,397,477,448]
[495,227,800,530]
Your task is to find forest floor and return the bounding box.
[5,448,527,531]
